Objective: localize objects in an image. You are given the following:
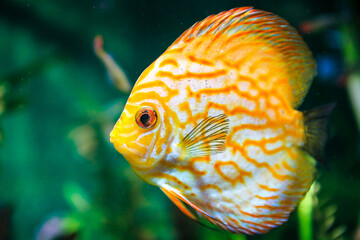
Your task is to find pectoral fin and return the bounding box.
[180,114,229,157]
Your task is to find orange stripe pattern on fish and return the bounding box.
[110,7,334,234]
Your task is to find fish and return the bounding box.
[110,7,334,234]
[94,35,131,93]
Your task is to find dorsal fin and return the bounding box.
[169,7,317,108]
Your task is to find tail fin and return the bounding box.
[302,103,336,162]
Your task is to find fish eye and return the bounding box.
[135,107,157,129]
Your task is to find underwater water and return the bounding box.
[0,0,359,240]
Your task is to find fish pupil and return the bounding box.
[140,113,150,126]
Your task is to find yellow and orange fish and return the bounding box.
[110,7,334,234]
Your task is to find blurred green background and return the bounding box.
[0,0,359,240]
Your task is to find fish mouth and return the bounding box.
[110,127,139,157]
[109,128,117,145]
[110,125,158,171]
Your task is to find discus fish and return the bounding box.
[110,7,334,234]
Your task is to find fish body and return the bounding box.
[110,7,333,234]
[94,35,131,93]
